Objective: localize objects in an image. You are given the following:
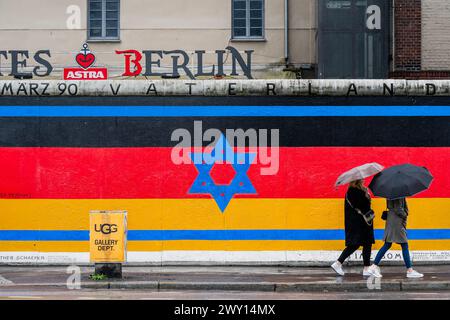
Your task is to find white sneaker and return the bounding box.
[331,261,345,276]
[407,269,424,278]
[367,264,383,278]
[363,268,371,277]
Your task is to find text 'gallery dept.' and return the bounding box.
[94,239,118,251]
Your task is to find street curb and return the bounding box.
[6,280,450,292]
[275,281,401,292]
[82,281,110,289]
[109,281,159,290]
[401,281,450,291]
[158,282,276,292]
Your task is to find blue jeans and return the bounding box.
[374,242,412,269]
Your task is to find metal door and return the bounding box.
[318,0,390,79]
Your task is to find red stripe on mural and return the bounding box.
[0,147,448,199]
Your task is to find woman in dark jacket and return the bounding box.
[331,179,375,276]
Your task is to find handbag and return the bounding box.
[381,211,388,221]
[346,195,375,226]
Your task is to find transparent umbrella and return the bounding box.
[335,162,384,187]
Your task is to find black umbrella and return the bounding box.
[368,164,433,199]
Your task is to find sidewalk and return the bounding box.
[1,265,450,292]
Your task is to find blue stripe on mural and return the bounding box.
[0,230,88,241]
[0,229,450,241]
[1,106,450,117]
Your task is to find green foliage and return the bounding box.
[89,273,108,281]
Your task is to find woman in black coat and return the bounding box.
[331,179,375,276]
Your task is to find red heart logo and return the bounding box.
[76,53,95,69]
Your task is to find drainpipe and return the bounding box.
[284,0,289,66]
[392,0,395,72]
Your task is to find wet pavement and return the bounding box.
[2,288,450,300]
[0,265,449,294]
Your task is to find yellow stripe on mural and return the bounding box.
[1,240,450,252]
[0,198,449,230]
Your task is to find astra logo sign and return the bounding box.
[63,44,108,80]
[0,46,253,79]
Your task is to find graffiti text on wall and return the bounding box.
[0,46,253,80]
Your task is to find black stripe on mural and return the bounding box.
[2,96,450,106]
[1,117,450,147]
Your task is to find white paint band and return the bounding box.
[0,79,449,96]
[1,251,450,265]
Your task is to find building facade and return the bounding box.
[0,0,315,79]
[1,1,450,265]
[0,0,449,79]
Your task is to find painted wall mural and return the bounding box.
[0,97,450,263]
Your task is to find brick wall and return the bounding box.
[391,0,450,79]
[390,70,450,79]
[394,0,422,72]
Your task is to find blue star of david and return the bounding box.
[189,134,257,212]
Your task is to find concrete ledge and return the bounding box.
[19,280,449,292]
[109,281,158,290]
[159,281,276,292]
[401,281,450,291]
[1,79,450,96]
[275,281,401,292]
[96,280,449,292]
[82,281,110,289]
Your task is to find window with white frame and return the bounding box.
[88,0,120,40]
[232,0,265,39]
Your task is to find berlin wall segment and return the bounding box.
[0,80,449,97]
[0,81,450,264]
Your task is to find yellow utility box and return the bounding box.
[89,210,127,263]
